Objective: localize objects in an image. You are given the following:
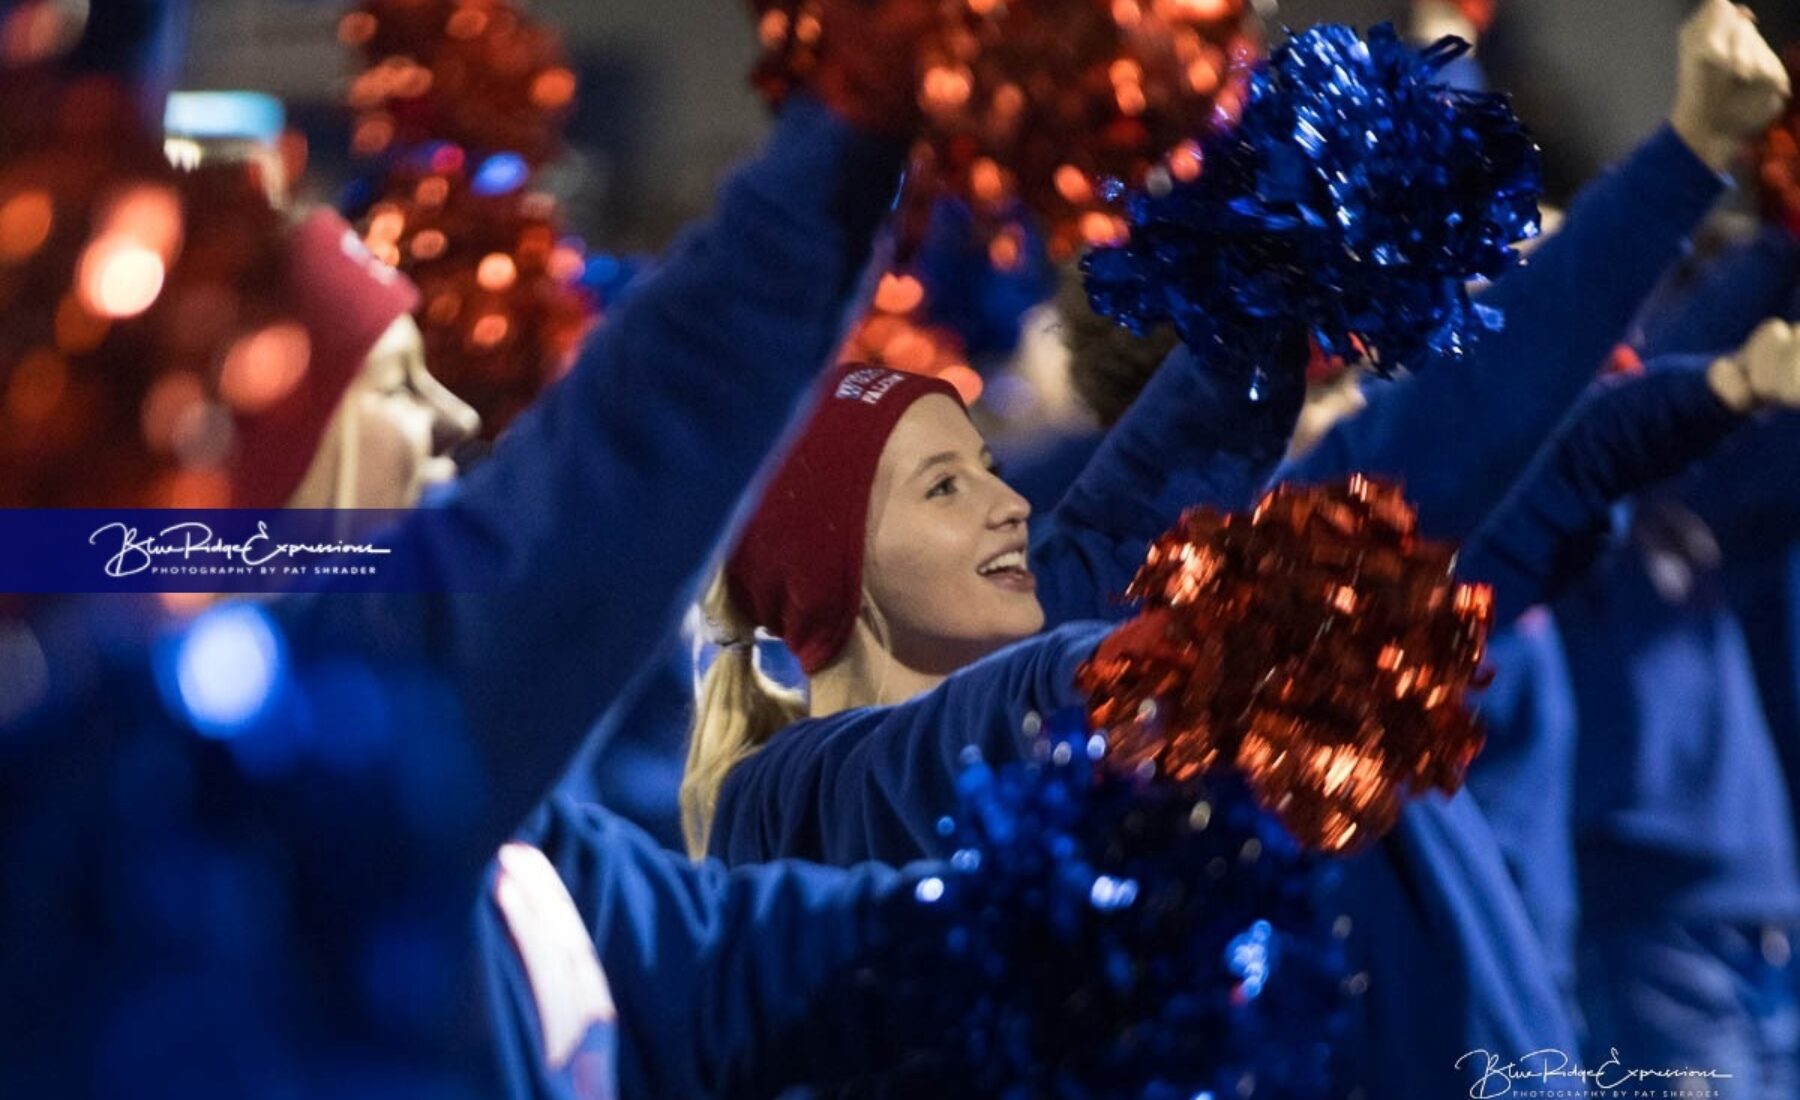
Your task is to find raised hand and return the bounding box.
[1671,0,1792,172]
[1708,317,1800,411]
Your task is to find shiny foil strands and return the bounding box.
[1083,22,1541,382]
[352,156,594,436]
[887,713,1348,1098]
[340,0,577,167]
[341,0,599,437]
[1755,45,1800,239]
[750,0,1256,260]
[1079,476,1493,853]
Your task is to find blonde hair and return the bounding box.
[680,571,808,858]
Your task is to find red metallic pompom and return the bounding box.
[1,73,293,510]
[340,0,577,166]
[750,0,1256,260]
[1755,46,1800,241]
[1455,0,1496,35]
[355,163,594,436]
[342,0,598,436]
[1078,475,1493,854]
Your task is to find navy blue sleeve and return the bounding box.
[1666,262,1800,547]
[1457,359,1744,625]
[272,96,906,878]
[711,621,1110,868]
[1635,227,1800,360]
[1677,408,1800,548]
[1031,343,1302,625]
[1280,127,1727,540]
[483,795,925,1100]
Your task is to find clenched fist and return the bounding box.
[1709,318,1800,412]
[1670,0,1791,173]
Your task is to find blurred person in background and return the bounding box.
[1,4,1133,1098]
[999,0,1789,1066]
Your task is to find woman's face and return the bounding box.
[288,316,480,509]
[861,394,1046,674]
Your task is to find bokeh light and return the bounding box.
[219,322,312,413]
[166,603,287,738]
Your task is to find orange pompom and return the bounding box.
[1755,47,1800,240]
[1078,476,1492,853]
[0,73,294,508]
[751,0,1257,259]
[353,163,595,436]
[343,0,575,165]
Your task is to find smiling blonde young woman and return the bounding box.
[680,351,1302,855]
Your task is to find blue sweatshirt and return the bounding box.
[1560,532,1800,927]
[1555,237,1800,931]
[1459,360,1765,949]
[1666,270,1800,804]
[1278,129,1727,989]
[714,363,1751,1093]
[709,615,1577,1097]
[1029,340,1304,625]
[1465,230,1800,985]
[484,796,944,1100]
[0,95,917,1098]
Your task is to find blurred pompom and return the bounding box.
[1083,22,1540,380]
[1,0,93,69]
[341,2,603,437]
[886,712,1349,1098]
[837,196,1058,405]
[353,152,594,435]
[750,0,1256,260]
[0,72,296,509]
[1079,476,1492,854]
[1456,0,1497,35]
[840,276,979,400]
[340,0,576,165]
[1755,45,1800,240]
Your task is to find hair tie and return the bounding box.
[707,628,755,653]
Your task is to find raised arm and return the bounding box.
[484,795,929,1099]
[1030,343,1303,626]
[272,97,908,874]
[1281,125,1727,539]
[1456,317,1800,623]
[710,622,1109,867]
[1281,0,1791,539]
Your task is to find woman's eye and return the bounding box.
[926,475,957,499]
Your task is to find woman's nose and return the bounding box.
[428,390,481,455]
[989,480,1031,529]
[407,358,482,454]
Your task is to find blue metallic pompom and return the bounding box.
[892,712,1351,1099]
[1083,23,1541,380]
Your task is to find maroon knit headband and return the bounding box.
[725,361,964,674]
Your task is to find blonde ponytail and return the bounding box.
[680,571,807,858]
